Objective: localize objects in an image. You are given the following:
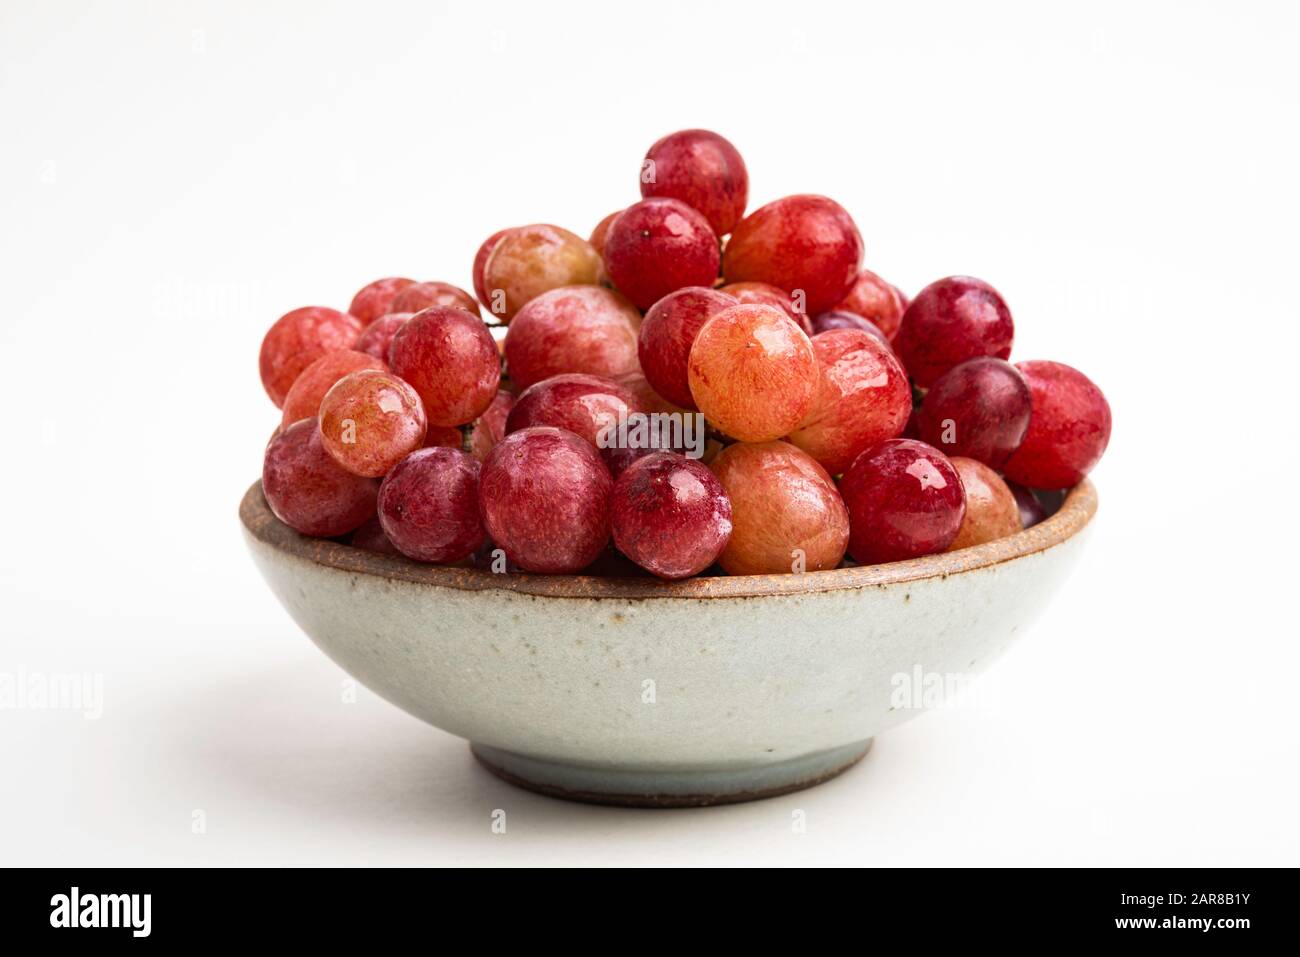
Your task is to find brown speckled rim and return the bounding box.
[240,478,1095,599]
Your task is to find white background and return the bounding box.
[2,0,1298,866]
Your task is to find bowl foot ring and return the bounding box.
[470,739,872,808]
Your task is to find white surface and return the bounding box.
[1,0,1297,866]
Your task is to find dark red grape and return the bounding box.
[611,453,733,579]
[916,356,1031,469]
[478,427,613,573]
[389,306,501,426]
[840,439,966,564]
[378,447,486,563]
[1002,360,1111,488]
[262,418,378,536]
[640,129,748,236]
[603,198,721,310]
[637,286,738,410]
[894,277,1014,387]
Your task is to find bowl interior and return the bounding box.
[239,478,1096,599]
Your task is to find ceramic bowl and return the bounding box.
[240,479,1096,807]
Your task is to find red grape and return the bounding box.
[349,277,415,325]
[472,228,511,308]
[722,195,863,315]
[353,311,412,362]
[378,447,486,563]
[318,370,428,477]
[259,306,362,408]
[1002,360,1111,488]
[894,276,1014,387]
[717,281,813,333]
[505,373,644,450]
[503,285,641,391]
[947,457,1021,550]
[641,129,748,236]
[588,211,622,257]
[467,389,515,461]
[637,286,738,410]
[280,349,386,427]
[788,329,911,475]
[611,453,733,579]
[262,418,378,536]
[423,425,464,449]
[390,280,480,318]
[602,198,721,310]
[709,441,848,575]
[478,427,612,573]
[833,269,906,340]
[809,309,891,348]
[1006,479,1047,529]
[916,356,1031,469]
[481,224,603,320]
[840,439,966,564]
[389,306,501,426]
[687,303,817,442]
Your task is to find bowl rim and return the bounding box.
[240,477,1096,600]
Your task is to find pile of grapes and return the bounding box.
[258,129,1111,580]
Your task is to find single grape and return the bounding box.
[588,210,622,258]
[349,277,415,325]
[894,276,1014,387]
[481,224,603,321]
[637,286,739,410]
[602,198,721,310]
[467,390,515,461]
[611,453,733,579]
[279,350,386,427]
[423,425,464,449]
[378,447,486,563]
[353,311,413,362]
[788,329,911,476]
[390,281,480,318]
[318,370,427,477]
[478,427,612,573]
[259,306,362,408]
[709,441,848,575]
[947,457,1022,550]
[505,373,644,451]
[687,303,818,442]
[503,285,641,391]
[809,309,890,348]
[832,269,906,340]
[839,438,966,564]
[262,418,378,536]
[472,229,511,308]
[916,356,1032,469]
[640,129,749,236]
[1006,479,1047,529]
[1002,360,1111,488]
[389,306,501,426]
[722,195,863,315]
[717,281,814,334]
